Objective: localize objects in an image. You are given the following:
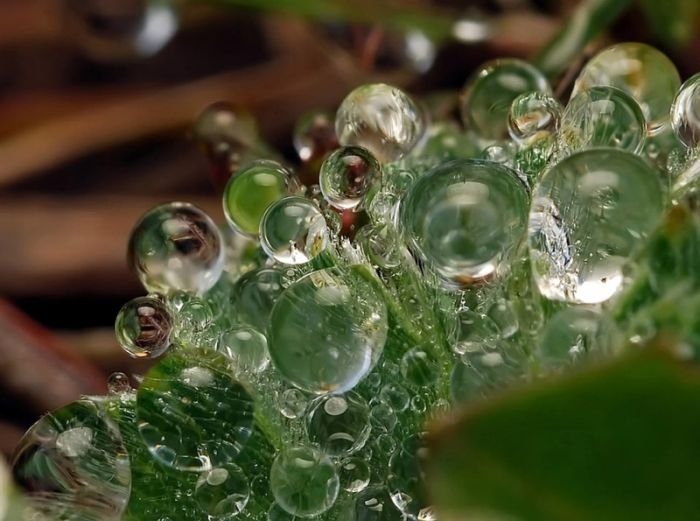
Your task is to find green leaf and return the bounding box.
[534,0,632,78]
[638,0,700,48]
[427,348,700,520]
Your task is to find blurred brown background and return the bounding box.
[0,0,698,459]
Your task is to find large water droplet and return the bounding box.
[115,295,172,359]
[671,73,700,149]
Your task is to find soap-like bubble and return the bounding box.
[128,202,224,294]
[115,295,172,359]
[400,159,529,287]
[336,83,426,163]
[260,196,329,265]
[268,267,388,394]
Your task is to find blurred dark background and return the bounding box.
[0,0,698,459]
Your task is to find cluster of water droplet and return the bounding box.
[11,42,700,520]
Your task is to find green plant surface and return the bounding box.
[638,0,700,49]
[427,347,700,521]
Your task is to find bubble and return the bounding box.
[508,91,562,146]
[229,268,285,332]
[12,400,130,520]
[65,0,178,61]
[451,346,522,402]
[136,350,254,472]
[460,58,551,142]
[279,388,308,419]
[128,202,224,294]
[223,160,295,236]
[400,159,529,288]
[293,111,338,163]
[171,294,217,349]
[195,464,250,519]
[305,392,371,456]
[356,224,402,270]
[400,347,440,386]
[339,457,370,493]
[347,486,405,520]
[115,295,172,359]
[536,308,620,372]
[259,196,329,265]
[451,310,501,355]
[529,149,665,304]
[387,434,432,519]
[216,326,269,376]
[269,446,339,517]
[379,383,410,412]
[572,42,680,134]
[561,86,646,153]
[108,372,132,395]
[671,73,700,148]
[480,142,516,167]
[486,298,519,339]
[369,402,397,433]
[336,83,426,163]
[268,267,388,394]
[320,146,382,210]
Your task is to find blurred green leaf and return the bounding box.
[638,0,700,48]
[534,0,632,78]
[428,348,700,520]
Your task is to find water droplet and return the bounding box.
[369,403,398,432]
[195,463,250,519]
[279,388,307,419]
[451,310,500,355]
[400,347,439,386]
[306,392,370,456]
[388,434,431,519]
[339,457,370,493]
[460,58,551,142]
[270,446,339,517]
[223,160,295,236]
[561,86,646,153]
[347,486,405,520]
[379,383,410,412]
[128,202,224,294]
[260,196,329,265]
[486,298,519,339]
[451,346,522,402]
[529,149,665,304]
[218,326,269,375]
[229,268,285,332]
[401,159,529,288]
[336,83,426,163]
[508,91,562,146]
[136,350,254,472]
[108,372,132,395]
[115,295,172,359]
[293,111,338,163]
[320,146,382,210]
[671,73,700,149]
[268,268,388,394]
[573,42,680,134]
[12,400,130,519]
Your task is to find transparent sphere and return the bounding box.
[128,202,224,294]
[572,42,681,134]
[451,346,522,403]
[136,350,254,472]
[379,383,410,412]
[339,457,371,493]
[12,400,131,520]
[356,223,403,269]
[217,326,269,376]
[460,58,551,142]
[270,446,339,517]
[671,73,700,148]
[387,434,431,519]
[115,295,172,359]
[195,464,250,519]
[347,486,405,520]
[508,91,562,146]
[400,159,530,287]
[170,293,216,349]
[108,372,132,395]
[65,0,178,61]
[305,392,371,456]
[561,86,646,153]
[229,268,285,332]
[335,83,426,163]
[451,310,501,355]
[278,388,307,419]
[400,347,440,386]
[529,149,665,304]
[260,196,329,265]
[268,267,388,394]
[293,111,338,162]
[223,160,295,236]
[536,308,620,372]
[319,146,382,210]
